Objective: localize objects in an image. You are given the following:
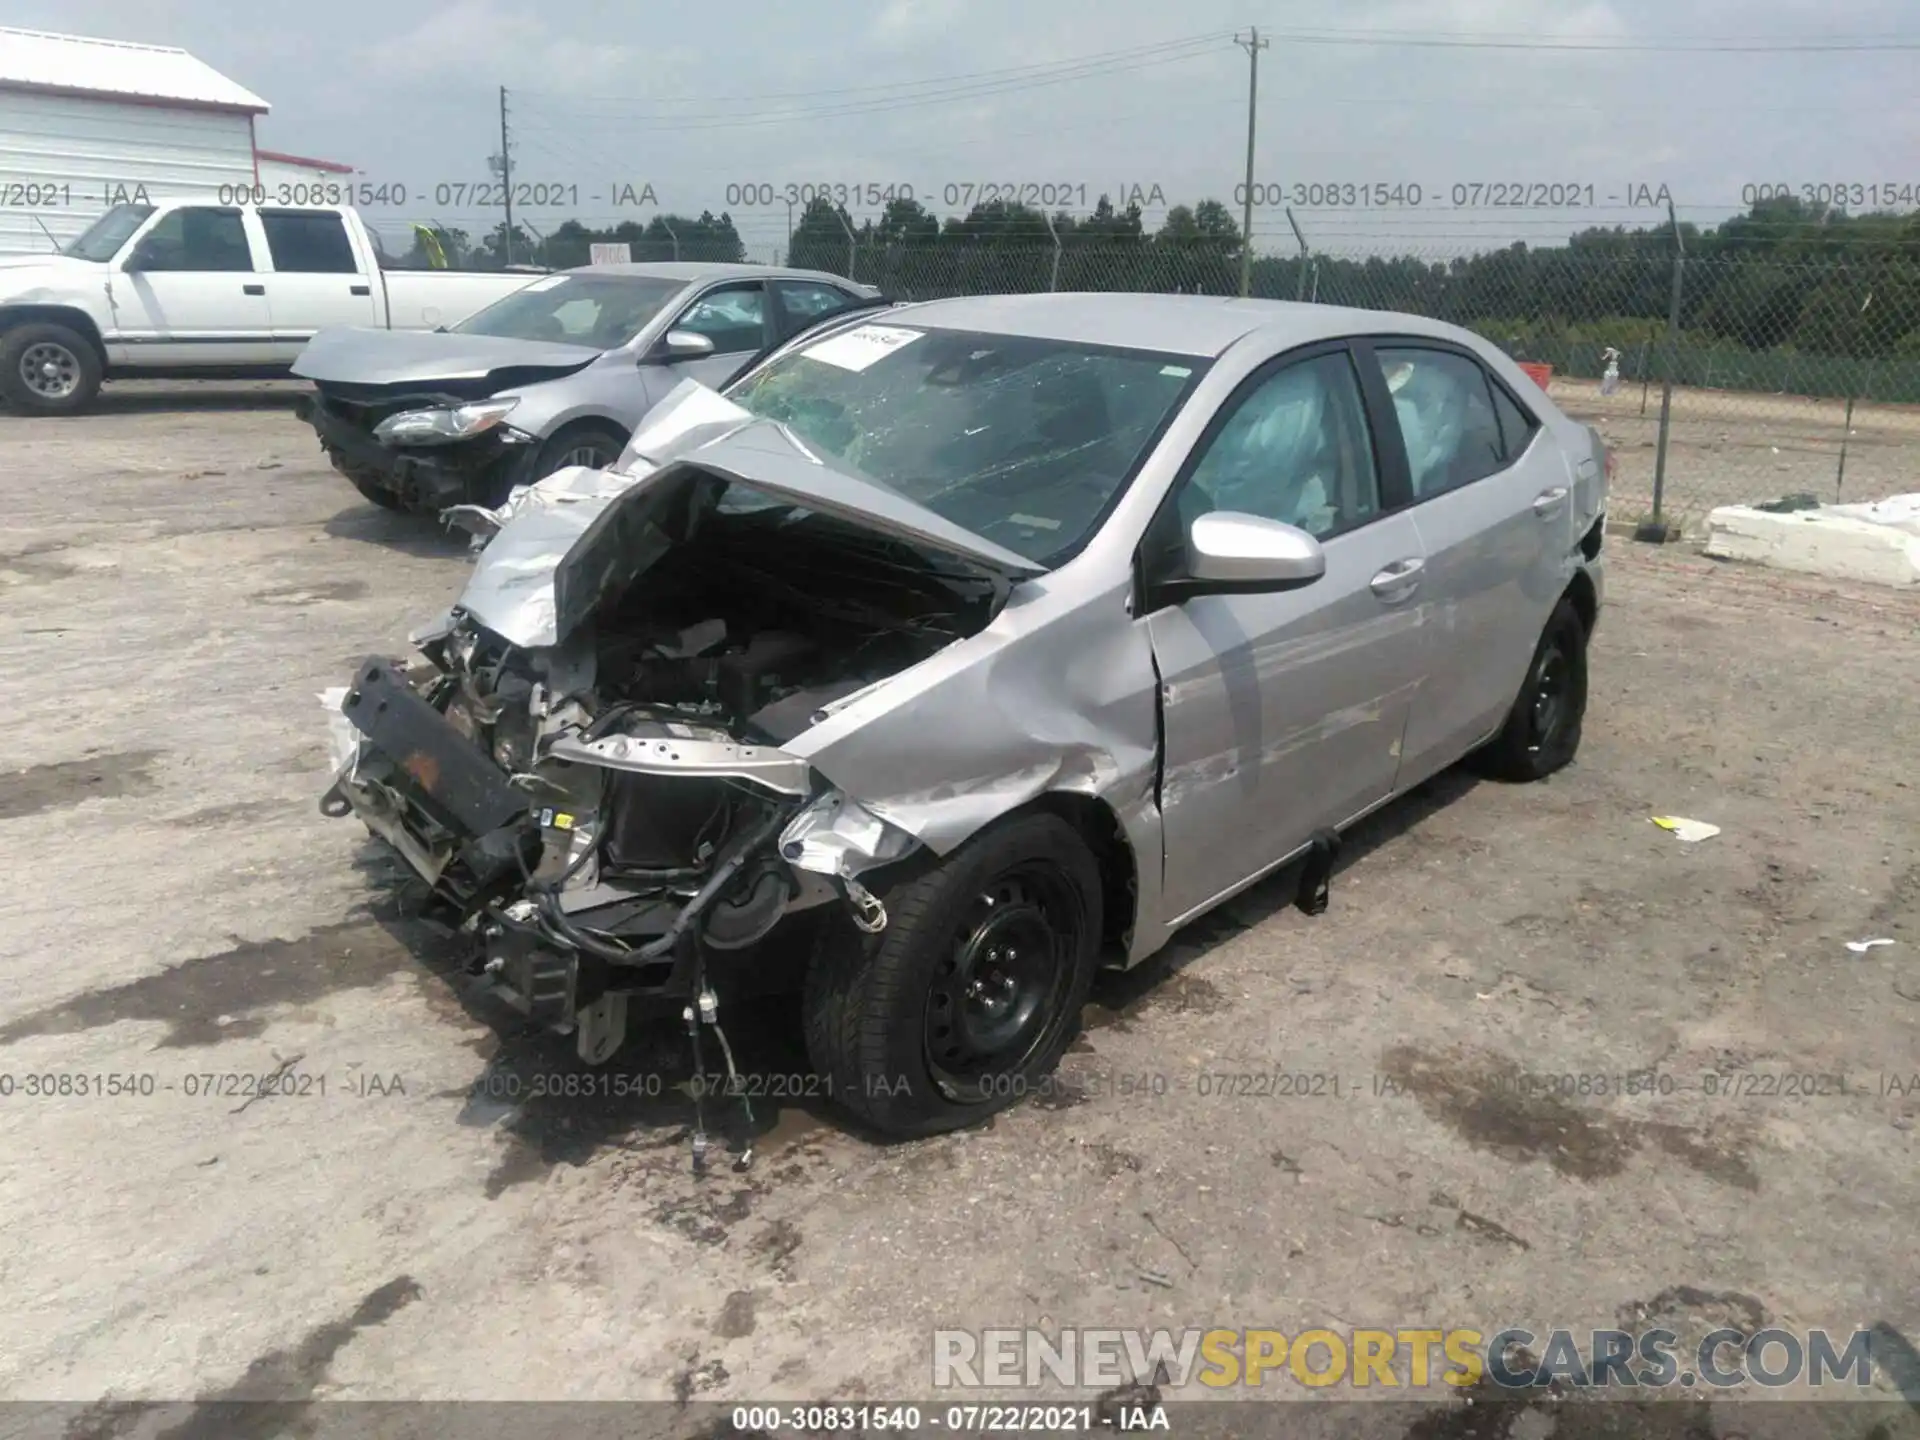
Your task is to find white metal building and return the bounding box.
[254,148,359,194]
[0,27,269,254]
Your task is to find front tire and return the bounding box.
[531,424,627,480]
[803,813,1102,1139]
[0,323,103,415]
[1471,596,1588,781]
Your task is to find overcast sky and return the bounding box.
[14,0,1920,257]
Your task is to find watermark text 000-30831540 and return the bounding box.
[207,180,662,209]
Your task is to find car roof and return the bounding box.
[877,292,1487,360]
[563,260,876,290]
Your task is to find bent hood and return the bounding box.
[453,378,1044,650]
[291,326,602,388]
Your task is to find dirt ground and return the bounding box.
[4,383,1920,1439]
[1552,375,1920,533]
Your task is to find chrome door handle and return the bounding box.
[1533,486,1569,517]
[1370,558,1424,600]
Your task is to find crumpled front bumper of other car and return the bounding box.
[295,394,535,512]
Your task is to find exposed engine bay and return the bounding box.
[322,493,1003,1165]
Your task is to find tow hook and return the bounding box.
[844,876,887,933]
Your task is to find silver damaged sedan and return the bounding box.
[321,293,1610,1148]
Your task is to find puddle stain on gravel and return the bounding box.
[164,799,288,829]
[754,1218,803,1277]
[58,1277,423,1440]
[1084,971,1232,1034]
[251,578,370,606]
[0,542,79,586]
[0,750,161,821]
[1618,1284,1770,1336]
[0,918,458,1050]
[1380,1045,1759,1191]
[715,1289,758,1338]
[1400,1373,1727,1440]
[157,1276,422,1439]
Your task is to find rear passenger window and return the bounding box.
[1372,347,1507,498]
[1491,380,1537,459]
[775,280,853,337]
[259,211,358,273]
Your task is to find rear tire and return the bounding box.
[0,322,103,415]
[802,813,1102,1139]
[1470,596,1588,781]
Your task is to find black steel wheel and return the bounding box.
[923,864,1085,1102]
[1472,596,1589,781]
[803,812,1102,1139]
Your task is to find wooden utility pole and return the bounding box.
[498,86,515,266]
[1235,28,1269,297]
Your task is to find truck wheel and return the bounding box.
[0,323,103,415]
[1469,597,1588,782]
[802,812,1101,1140]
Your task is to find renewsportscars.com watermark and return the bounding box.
[933,1327,1880,1392]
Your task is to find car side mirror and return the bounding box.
[1183,511,1326,592]
[122,241,154,271]
[657,329,715,361]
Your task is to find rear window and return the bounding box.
[259,210,358,274]
[1491,378,1537,458]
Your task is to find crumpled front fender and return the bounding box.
[783,570,1161,860]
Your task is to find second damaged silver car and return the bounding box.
[320,294,1610,1149]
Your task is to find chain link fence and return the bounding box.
[771,236,1920,534]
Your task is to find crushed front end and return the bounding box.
[319,453,1003,1093]
[296,383,537,513]
[321,610,921,1073]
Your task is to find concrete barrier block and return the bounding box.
[1703,503,1920,587]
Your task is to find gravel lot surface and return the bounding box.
[3,384,1918,1439]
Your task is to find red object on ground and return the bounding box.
[1518,362,1554,390]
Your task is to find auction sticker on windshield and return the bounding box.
[801,324,925,372]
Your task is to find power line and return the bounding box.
[511,30,1233,107]
[1254,24,1920,53]
[512,36,1227,125]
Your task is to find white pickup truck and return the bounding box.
[0,199,544,415]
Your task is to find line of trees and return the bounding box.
[398,192,1920,365]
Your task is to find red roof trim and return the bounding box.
[254,148,356,174]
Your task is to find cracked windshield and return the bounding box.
[730,325,1203,562]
